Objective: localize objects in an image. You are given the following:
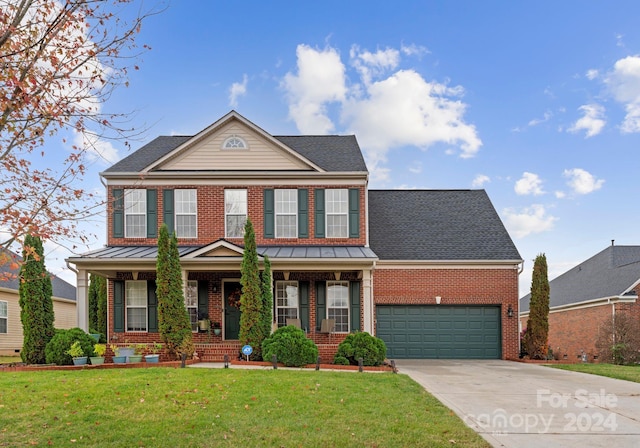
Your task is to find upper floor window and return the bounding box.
[225,189,247,238]
[0,300,7,334]
[126,281,147,332]
[175,189,197,238]
[276,281,298,327]
[124,189,146,238]
[185,280,198,332]
[327,281,349,332]
[222,135,247,150]
[326,189,348,238]
[275,189,297,238]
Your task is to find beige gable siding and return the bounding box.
[162,122,313,171]
[0,289,77,356]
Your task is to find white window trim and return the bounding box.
[275,189,297,238]
[185,280,198,333]
[124,189,146,238]
[225,189,247,238]
[325,189,348,239]
[222,135,248,150]
[276,281,299,327]
[327,281,349,332]
[125,280,147,332]
[175,189,197,239]
[0,300,7,334]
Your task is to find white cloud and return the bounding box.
[73,131,119,164]
[502,204,558,238]
[350,45,400,85]
[606,55,640,133]
[528,110,553,127]
[400,43,430,57]
[282,44,347,134]
[586,69,599,80]
[472,174,490,188]
[555,191,566,199]
[408,161,422,174]
[514,172,544,196]
[568,104,606,137]
[563,168,604,194]
[229,74,248,108]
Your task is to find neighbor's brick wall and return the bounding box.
[373,267,520,360]
[107,185,367,247]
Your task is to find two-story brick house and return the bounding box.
[68,111,522,362]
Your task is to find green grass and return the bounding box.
[550,363,640,383]
[0,368,489,447]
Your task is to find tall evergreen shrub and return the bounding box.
[524,253,550,359]
[239,218,263,360]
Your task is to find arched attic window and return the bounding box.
[222,135,248,150]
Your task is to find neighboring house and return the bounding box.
[68,111,522,361]
[0,249,77,356]
[519,243,640,362]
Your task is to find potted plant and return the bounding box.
[66,341,88,366]
[144,342,162,363]
[127,343,145,363]
[110,344,126,364]
[198,312,210,331]
[90,343,107,365]
[118,341,135,360]
[212,321,222,336]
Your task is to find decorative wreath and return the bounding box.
[228,288,242,308]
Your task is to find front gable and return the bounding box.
[146,111,323,173]
[181,239,251,259]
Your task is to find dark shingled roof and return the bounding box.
[368,190,521,261]
[0,249,76,301]
[520,245,640,312]
[103,135,367,174]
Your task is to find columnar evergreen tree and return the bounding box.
[260,256,273,342]
[524,253,550,359]
[156,224,194,359]
[19,234,55,364]
[239,218,263,360]
[88,273,100,331]
[89,275,108,336]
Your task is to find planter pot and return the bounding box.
[213,328,221,336]
[72,357,88,366]
[90,333,101,342]
[90,356,105,365]
[127,355,143,363]
[198,319,210,331]
[112,356,126,364]
[144,354,160,363]
[118,348,135,358]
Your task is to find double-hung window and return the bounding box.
[175,189,197,238]
[225,189,247,238]
[275,189,297,238]
[185,280,198,332]
[276,281,298,327]
[125,281,147,331]
[124,189,146,238]
[0,301,7,334]
[327,281,349,332]
[326,189,348,238]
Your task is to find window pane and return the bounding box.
[127,308,147,332]
[276,281,298,327]
[328,308,349,332]
[184,281,198,307]
[227,215,246,238]
[326,189,348,238]
[126,281,146,306]
[326,215,347,238]
[225,190,247,237]
[176,215,197,238]
[0,302,6,333]
[276,215,297,238]
[188,308,198,332]
[327,281,348,332]
[0,301,6,317]
[326,189,347,214]
[175,190,196,213]
[124,189,146,238]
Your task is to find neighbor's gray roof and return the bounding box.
[104,135,367,174]
[0,249,76,301]
[368,190,522,261]
[520,245,640,312]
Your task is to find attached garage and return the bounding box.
[376,305,502,359]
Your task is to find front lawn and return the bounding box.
[550,363,640,383]
[0,368,489,447]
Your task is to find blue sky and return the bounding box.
[39,1,640,298]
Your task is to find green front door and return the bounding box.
[224,282,242,340]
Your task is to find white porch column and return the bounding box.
[76,269,89,331]
[362,269,374,334]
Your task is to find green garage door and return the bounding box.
[376,305,501,359]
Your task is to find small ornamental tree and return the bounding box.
[239,218,264,360]
[19,234,55,364]
[524,253,550,359]
[156,224,194,359]
[260,255,273,342]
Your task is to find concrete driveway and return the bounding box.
[396,360,640,448]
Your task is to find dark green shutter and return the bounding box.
[114,280,124,332]
[147,280,158,333]
[314,189,325,238]
[350,281,361,332]
[298,189,309,238]
[113,189,124,238]
[348,188,360,238]
[299,281,309,332]
[264,189,274,238]
[198,281,209,318]
[316,281,326,331]
[147,189,158,238]
[163,189,174,235]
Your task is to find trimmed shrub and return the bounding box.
[262,325,318,367]
[45,328,96,365]
[333,332,387,366]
